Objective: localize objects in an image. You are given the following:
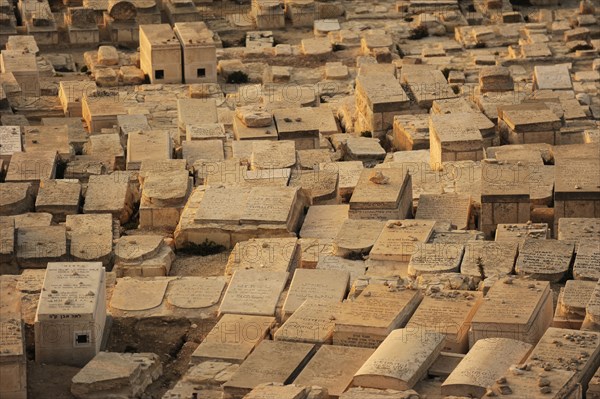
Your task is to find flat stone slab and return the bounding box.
[166,277,227,309]
[110,278,170,311]
[515,239,574,282]
[219,270,289,317]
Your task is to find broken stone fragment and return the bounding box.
[235,105,272,128]
[369,170,390,185]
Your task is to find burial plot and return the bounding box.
[349,168,412,220]
[392,114,430,152]
[191,314,275,364]
[16,225,67,268]
[0,217,16,273]
[352,328,445,390]
[186,123,226,142]
[469,278,553,346]
[415,194,472,230]
[35,262,106,367]
[222,340,315,398]
[534,64,573,90]
[515,239,574,282]
[526,327,600,392]
[498,103,562,145]
[250,140,297,170]
[84,174,134,224]
[406,290,483,353]
[294,345,375,398]
[460,240,518,279]
[4,151,57,191]
[23,125,72,160]
[35,179,81,222]
[333,285,422,348]
[299,204,348,240]
[219,270,289,317]
[66,214,114,266]
[441,338,532,398]
[274,300,342,344]
[369,220,436,268]
[225,237,299,276]
[589,368,600,399]
[573,240,600,281]
[0,125,22,164]
[333,219,385,257]
[491,365,579,398]
[282,269,349,318]
[407,243,464,277]
[139,170,191,229]
[113,235,175,277]
[273,108,321,150]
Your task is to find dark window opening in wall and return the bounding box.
[155,70,164,79]
[197,68,206,78]
[75,333,89,345]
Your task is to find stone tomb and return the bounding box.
[349,168,413,220]
[109,276,227,322]
[299,204,348,240]
[469,278,553,346]
[222,340,316,399]
[441,338,532,398]
[573,240,600,281]
[498,103,562,145]
[250,140,297,170]
[83,174,134,224]
[282,268,349,318]
[274,300,342,344]
[16,225,67,268]
[554,280,597,329]
[225,237,299,276]
[515,239,574,282]
[126,130,172,170]
[415,193,472,230]
[289,168,338,205]
[34,262,106,367]
[0,125,22,164]
[333,285,422,348]
[526,327,600,393]
[406,290,483,354]
[0,183,34,216]
[316,256,366,282]
[352,328,445,391]
[460,240,518,279]
[429,114,484,170]
[369,220,436,269]
[4,151,57,192]
[320,161,364,202]
[491,365,579,398]
[191,314,275,364]
[294,345,375,398]
[583,281,600,331]
[0,276,27,399]
[333,219,384,257]
[219,270,289,317]
[66,214,114,266]
[557,218,600,247]
[139,169,191,229]
[407,243,464,277]
[35,179,81,223]
[273,108,321,150]
[71,352,162,399]
[494,222,549,243]
[113,235,175,277]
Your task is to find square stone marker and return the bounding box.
[299,204,348,240]
[282,269,349,317]
[334,219,385,257]
[66,214,113,264]
[560,280,597,317]
[222,340,315,398]
[275,301,342,344]
[573,240,600,281]
[415,193,472,230]
[515,239,574,282]
[460,241,518,279]
[333,285,422,348]
[195,186,251,224]
[469,278,553,346]
[349,167,412,219]
[191,314,275,364]
[352,328,445,391]
[225,237,299,276]
[294,345,375,398]
[34,179,81,221]
[534,64,573,90]
[219,270,289,317]
[406,290,483,354]
[407,243,464,277]
[370,220,436,263]
[240,186,301,228]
